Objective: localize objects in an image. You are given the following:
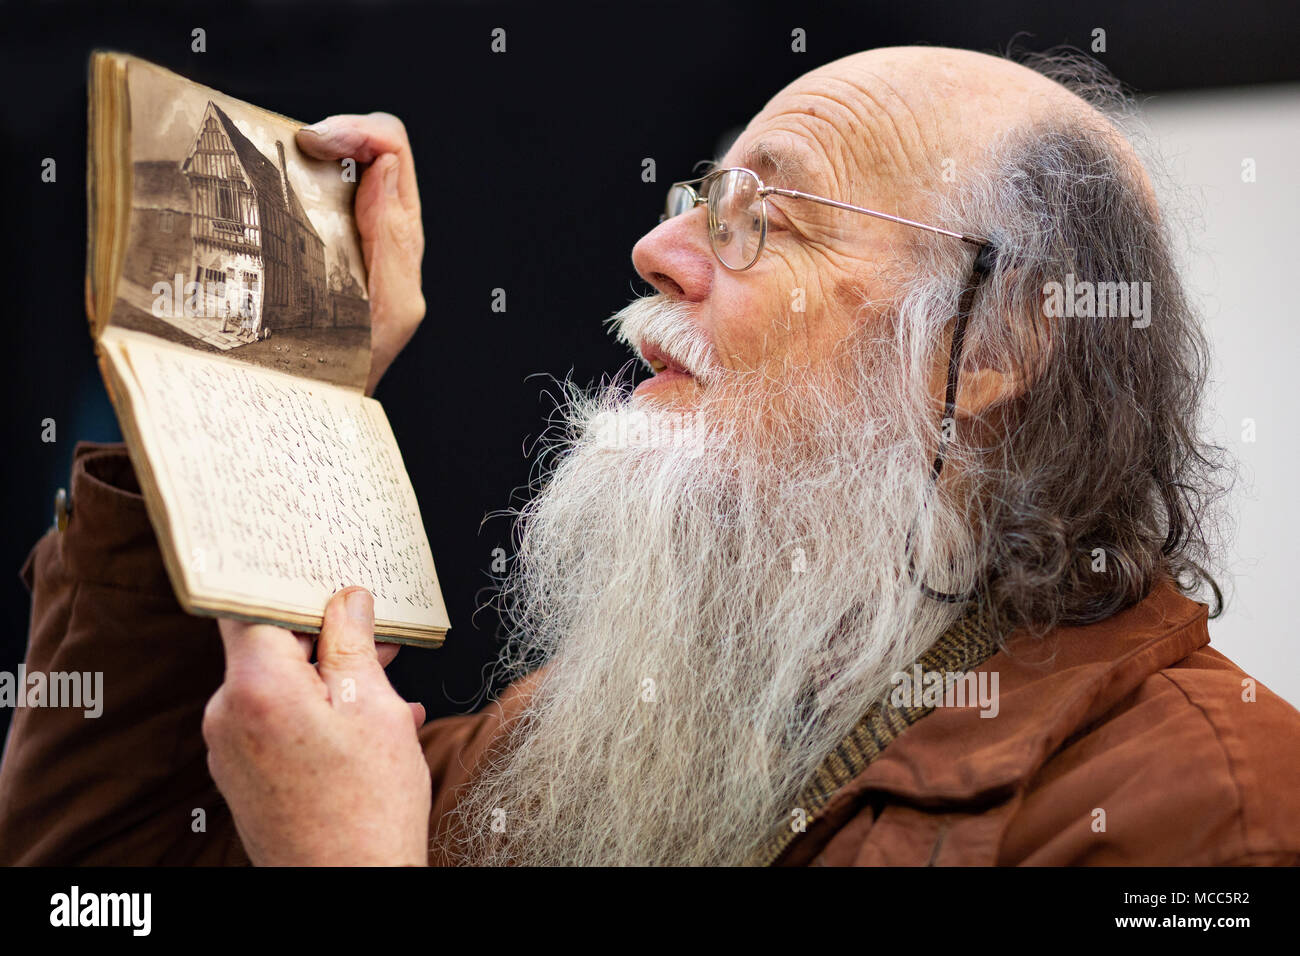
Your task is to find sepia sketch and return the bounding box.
[109,60,371,389]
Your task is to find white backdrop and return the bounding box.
[1141,85,1300,706]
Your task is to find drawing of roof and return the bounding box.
[184,100,325,248]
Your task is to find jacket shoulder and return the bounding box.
[1159,646,1300,860]
[1005,644,1300,865]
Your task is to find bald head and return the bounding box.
[746,46,1152,217]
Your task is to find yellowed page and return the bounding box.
[101,326,449,640]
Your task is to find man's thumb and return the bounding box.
[317,587,380,673]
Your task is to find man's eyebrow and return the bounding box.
[738,141,812,190]
[698,141,813,190]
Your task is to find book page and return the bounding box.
[103,327,448,640]
[106,56,371,391]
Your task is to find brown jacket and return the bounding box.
[1,441,1298,866]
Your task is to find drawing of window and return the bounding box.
[218,184,234,220]
[204,267,225,295]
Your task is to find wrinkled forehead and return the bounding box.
[719,70,938,199]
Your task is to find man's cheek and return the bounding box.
[696,316,742,372]
[711,289,808,373]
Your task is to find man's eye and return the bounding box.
[764,208,790,232]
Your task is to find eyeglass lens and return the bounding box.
[663,183,696,220]
[663,169,767,270]
[707,169,765,270]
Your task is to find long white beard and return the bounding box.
[450,298,978,866]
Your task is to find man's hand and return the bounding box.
[296,114,423,395]
[203,588,431,866]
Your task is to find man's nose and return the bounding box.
[631,210,713,302]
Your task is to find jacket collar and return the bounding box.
[842,579,1210,804]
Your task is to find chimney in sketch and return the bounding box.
[275,140,290,208]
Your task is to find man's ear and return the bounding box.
[953,280,1053,422]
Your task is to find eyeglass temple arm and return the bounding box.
[764,186,989,247]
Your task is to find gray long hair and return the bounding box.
[894,50,1232,637]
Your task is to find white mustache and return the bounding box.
[611,296,722,384]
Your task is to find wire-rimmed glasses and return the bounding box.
[660,166,990,271]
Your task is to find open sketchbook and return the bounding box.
[86,52,449,645]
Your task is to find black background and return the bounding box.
[2,0,1297,744]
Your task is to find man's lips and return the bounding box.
[636,342,694,394]
[640,342,690,376]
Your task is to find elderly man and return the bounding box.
[2,46,1298,867]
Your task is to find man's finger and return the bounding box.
[295,113,419,214]
[377,640,401,669]
[217,617,313,676]
[356,153,424,321]
[295,112,406,161]
[316,587,384,705]
[291,630,316,660]
[410,701,426,731]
